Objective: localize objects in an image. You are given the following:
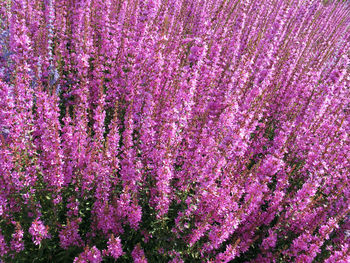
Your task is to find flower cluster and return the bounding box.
[10,223,24,253]
[103,234,123,260]
[0,232,8,257]
[131,244,147,263]
[59,218,83,249]
[0,0,349,262]
[28,218,50,246]
[73,246,102,263]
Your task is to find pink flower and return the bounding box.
[59,218,83,249]
[105,235,123,260]
[0,232,8,256]
[29,218,50,245]
[1,0,350,261]
[261,230,277,250]
[74,246,102,263]
[131,244,147,263]
[10,223,24,253]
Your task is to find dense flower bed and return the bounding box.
[0,0,349,262]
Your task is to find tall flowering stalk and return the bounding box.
[0,0,350,262]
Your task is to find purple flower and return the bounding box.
[10,223,24,253]
[28,218,50,246]
[59,219,83,249]
[131,244,147,263]
[74,246,102,263]
[104,235,123,260]
[0,232,8,256]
